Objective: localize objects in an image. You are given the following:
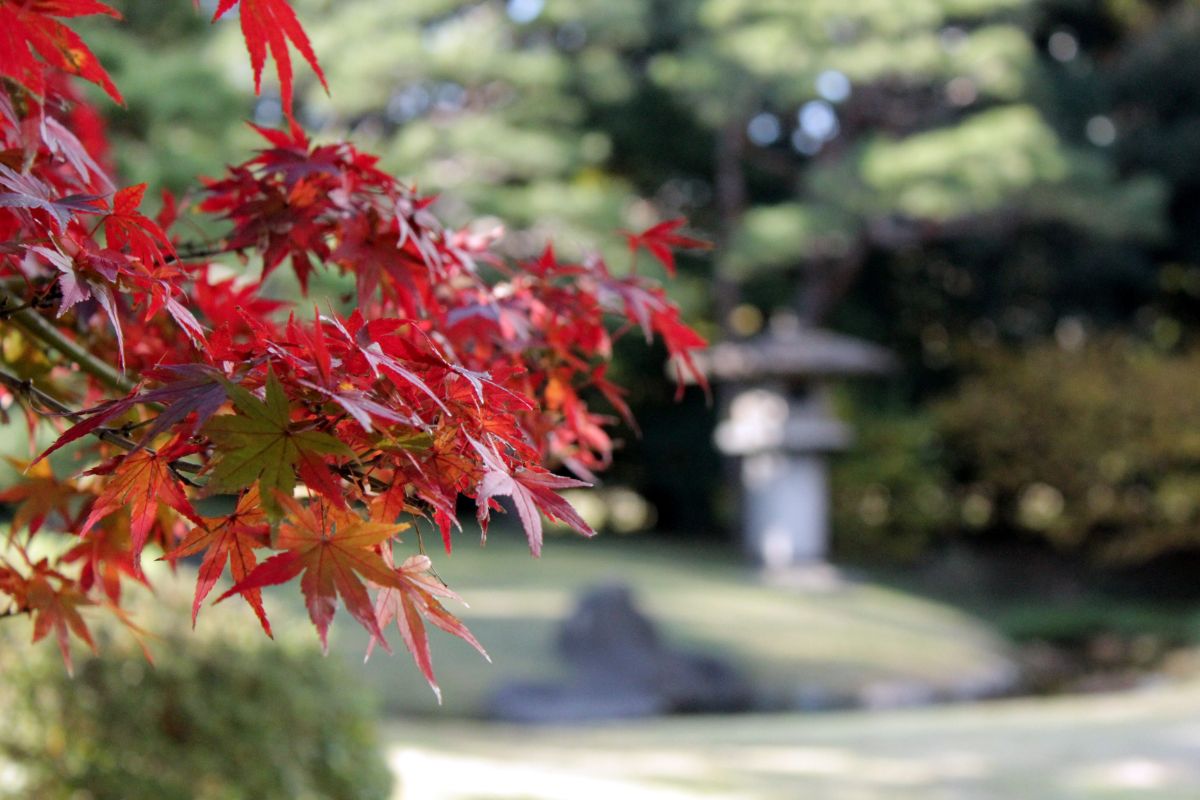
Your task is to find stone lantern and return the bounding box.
[686,315,895,569]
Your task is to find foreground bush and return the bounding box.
[0,576,392,800]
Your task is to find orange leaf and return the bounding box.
[367,552,488,703]
[0,458,82,537]
[28,573,96,676]
[216,493,407,651]
[163,488,272,635]
[79,449,203,567]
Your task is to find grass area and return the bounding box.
[381,681,1200,799]
[867,570,1200,648]
[984,598,1200,645]
[13,532,1200,798]
[288,530,1016,717]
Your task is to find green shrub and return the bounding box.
[833,412,955,562]
[933,339,1200,563]
[0,572,392,800]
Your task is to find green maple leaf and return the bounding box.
[202,369,353,515]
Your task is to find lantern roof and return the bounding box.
[685,318,897,384]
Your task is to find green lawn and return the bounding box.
[301,531,1016,717]
[13,530,1200,798]
[381,681,1200,799]
[340,536,1198,798]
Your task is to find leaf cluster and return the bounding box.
[0,0,708,694]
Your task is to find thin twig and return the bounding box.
[0,298,35,318]
[0,288,133,393]
[0,367,200,476]
[0,275,48,294]
[164,242,234,265]
[336,463,390,494]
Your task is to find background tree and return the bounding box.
[262,0,1170,538]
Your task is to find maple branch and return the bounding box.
[0,367,137,447]
[0,289,133,394]
[0,275,50,294]
[335,463,390,494]
[0,298,38,318]
[165,241,238,265]
[0,281,52,312]
[0,367,199,477]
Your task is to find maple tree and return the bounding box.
[0,0,708,695]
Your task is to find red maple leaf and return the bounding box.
[42,114,112,191]
[0,458,81,536]
[0,164,105,232]
[0,0,123,104]
[35,392,138,466]
[27,569,96,676]
[623,218,712,277]
[211,0,328,118]
[25,240,131,367]
[324,311,450,417]
[62,517,147,604]
[472,440,594,557]
[601,276,709,396]
[131,364,232,446]
[102,183,174,267]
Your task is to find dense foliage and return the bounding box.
[0,575,392,800]
[832,413,952,563]
[834,340,1200,565]
[62,1,1200,563]
[0,0,707,690]
[934,341,1200,563]
[259,0,1164,339]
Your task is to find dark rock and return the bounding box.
[558,583,662,676]
[943,663,1022,702]
[485,583,753,722]
[788,685,856,712]
[857,679,939,710]
[483,680,667,724]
